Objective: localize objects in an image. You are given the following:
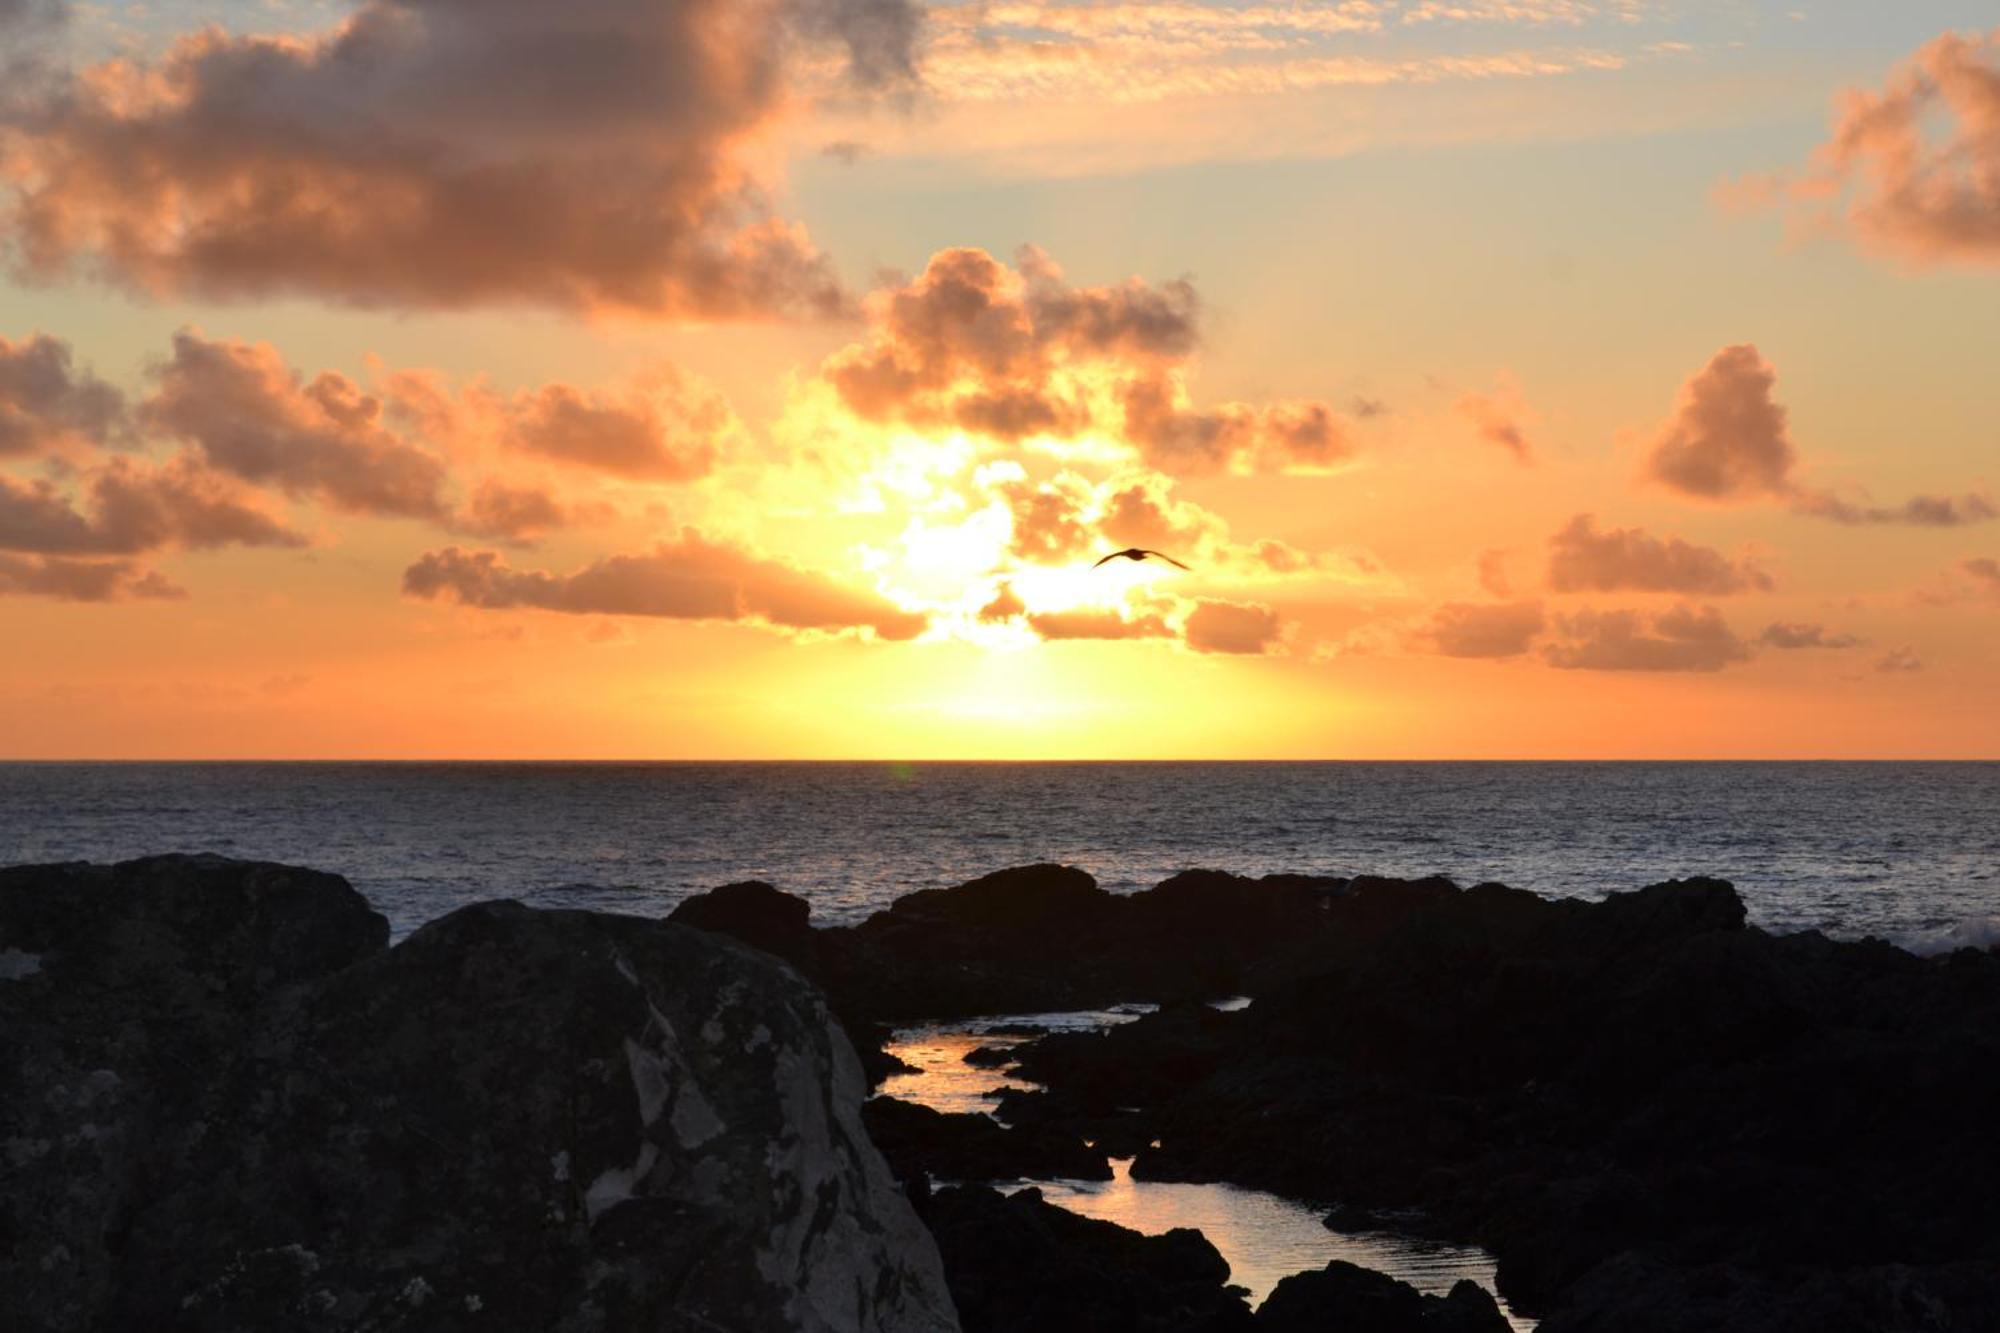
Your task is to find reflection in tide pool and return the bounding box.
[1030,1161,1531,1327]
[876,1004,1156,1115]
[880,1007,1535,1329]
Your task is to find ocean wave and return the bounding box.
[1901,916,2000,957]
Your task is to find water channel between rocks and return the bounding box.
[877,1002,1536,1328]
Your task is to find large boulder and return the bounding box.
[0,856,957,1333]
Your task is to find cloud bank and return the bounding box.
[0,0,922,317]
[402,532,928,640]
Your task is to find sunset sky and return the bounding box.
[2,0,1997,758]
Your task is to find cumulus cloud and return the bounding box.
[1547,514,1772,595]
[0,551,182,601]
[1644,344,1796,502]
[0,333,124,456]
[1477,549,1512,597]
[1875,646,1924,674]
[402,532,927,640]
[1645,344,1992,526]
[822,246,1350,474]
[141,332,452,521]
[1121,377,1352,476]
[999,472,1097,564]
[1412,600,1546,659]
[1760,622,1862,650]
[1731,28,2000,267]
[0,0,921,317]
[1544,603,1751,672]
[1097,476,1225,556]
[504,370,737,481]
[455,481,576,547]
[0,462,302,556]
[1183,599,1284,655]
[1967,557,2000,597]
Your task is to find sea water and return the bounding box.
[2,761,1995,949]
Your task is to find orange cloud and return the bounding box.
[1735,28,2000,268]
[0,333,122,457]
[1413,600,1546,658]
[455,481,576,548]
[1547,514,1772,595]
[1791,491,1996,528]
[0,0,919,317]
[1760,622,1862,650]
[0,461,301,557]
[1544,603,1750,672]
[1455,375,1534,464]
[1646,344,1993,526]
[821,246,1351,475]
[141,333,452,521]
[402,532,927,640]
[1644,344,1796,502]
[503,370,738,481]
[0,551,181,601]
[1026,607,1174,641]
[1183,599,1285,655]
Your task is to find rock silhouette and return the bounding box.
[0,855,956,1333]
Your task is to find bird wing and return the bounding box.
[1092,552,1123,568]
[1141,550,1191,570]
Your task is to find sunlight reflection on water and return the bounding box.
[880,1008,1535,1328]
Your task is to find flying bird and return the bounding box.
[1093,548,1190,571]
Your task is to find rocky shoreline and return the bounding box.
[6,854,1999,1330]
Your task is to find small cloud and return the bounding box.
[1411,600,1546,660]
[1183,599,1285,655]
[1544,604,1752,673]
[1547,514,1772,596]
[1760,622,1861,650]
[1454,373,1535,465]
[1875,647,1924,674]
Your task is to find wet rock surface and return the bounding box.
[1,855,956,1333]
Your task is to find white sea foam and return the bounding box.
[1901,916,2000,957]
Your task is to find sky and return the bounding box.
[0,0,1996,759]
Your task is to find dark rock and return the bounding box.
[1,856,956,1333]
[1256,1262,1509,1332]
[963,1044,1020,1068]
[1537,1252,2000,1333]
[918,1184,1253,1332]
[667,878,816,968]
[865,1095,1111,1184]
[992,869,2000,1327]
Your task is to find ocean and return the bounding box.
[2,761,1996,950]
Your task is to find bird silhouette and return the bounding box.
[1093,548,1190,571]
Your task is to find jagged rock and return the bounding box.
[1256,1262,1510,1332]
[864,1095,1111,1184]
[917,1184,1253,1332]
[0,856,957,1333]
